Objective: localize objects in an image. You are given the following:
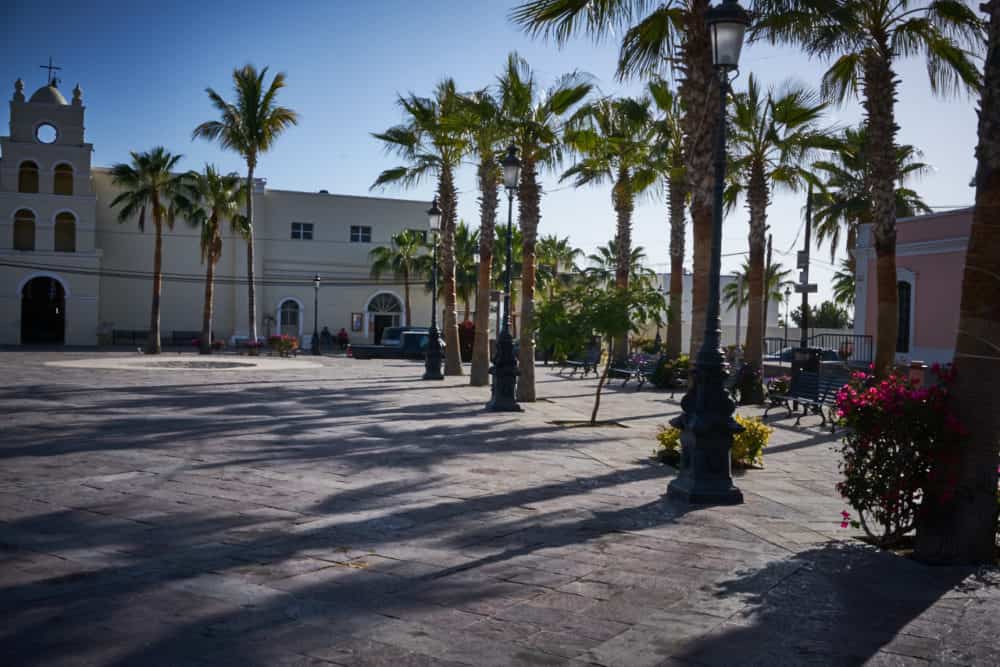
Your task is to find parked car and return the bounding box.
[347,327,445,360]
[764,347,840,362]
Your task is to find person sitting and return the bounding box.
[336,328,350,351]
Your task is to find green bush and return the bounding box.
[651,354,690,389]
[654,425,682,466]
[732,415,771,468]
[656,415,771,469]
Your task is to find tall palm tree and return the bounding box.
[649,77,688,360]
[915,1,998,565]
[176,166,247,355]
[499,53,592,401]
[192,65,298,348]
[831,258,856,307]
[536,234,582,300]
[369,229,426,327]
[725,75,832,402]
[457,89,507,385]
[372,79,469,375]
[753,0,983,374]
[585,240,656,287]
[812,125,932,274]
[511,0,720,362]
[109,147,186,355]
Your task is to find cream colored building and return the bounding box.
[2,77,438,348]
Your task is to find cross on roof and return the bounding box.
[40,57,61,86]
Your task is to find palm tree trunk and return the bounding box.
[439,164,463,375]
[148,208,163,355]
[667,178,686,360]
[246,162,259,349]
[470,158,497,386]
[403,267,411,327]
[742,166,767,404]
[864,53,900,375]
[517,158,541,402]
[200,251,216,355]
[915,0,1000,564]
[681,0,717,362]
[612,167,634,364]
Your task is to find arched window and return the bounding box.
[897,281,912,354]
[279,299,301,337]
[54,212,76,252]
[367,292,403,343]
[13,209,35,251]
[18,161,39,193]
[53,164,73,196]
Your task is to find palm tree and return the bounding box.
[192,65,298,348]
[454,221,480,321]
[915,2,999,565]
[831,258,856,308]
[457,89,507,385]
[725,75,832,402]
[109,147,186,355]
[723,266,749,352]
[585,240,656,287]
[753,0,983,374]
[369,229,426,327]
[499,53,592,401]
[812,125,932,274]
[649,77,688,360]
[512,0,722,362]
[176,166,247,355]
[536,234,582,300]
[372,79,469,375]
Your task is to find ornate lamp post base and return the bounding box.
[424,327,444,381]
[486,332,521,411]
[667,427,744,504]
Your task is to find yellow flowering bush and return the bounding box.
[654,424,682,465]
[732,415,772,468]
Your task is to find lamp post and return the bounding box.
[667,0,749,505]
[784,286,792,346]
[424,198,444,380]
[487,144,523,412]
[311,274,321,355]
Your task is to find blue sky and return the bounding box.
[2,0,981,306]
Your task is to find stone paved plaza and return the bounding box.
[1,351,998,666]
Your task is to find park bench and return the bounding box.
[764,368,852,429]
[111,329,148,345]
[611,355,660,390]
[561,346,601,378]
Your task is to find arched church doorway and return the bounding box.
[21,277,65,344]
[367,292,402,344]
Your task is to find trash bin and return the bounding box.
[791,347,822,377]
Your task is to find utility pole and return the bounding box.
[763,232,772,351]
[795,185,817,348]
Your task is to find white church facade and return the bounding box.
[1,76,437,348]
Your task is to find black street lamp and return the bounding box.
[784,286,792,345]
[311,274,321,355]
[423,197,444,380]
[487,144,523,412]
[667,0,749,505]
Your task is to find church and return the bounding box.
[1,73,437,348]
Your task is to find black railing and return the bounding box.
[763,337,788,357]
[810,333,873,365]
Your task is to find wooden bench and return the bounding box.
[111,329,148,345]
[561,346,601,378]
[764,369,852,429]
[610,355,659,390]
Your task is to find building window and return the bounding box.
[55,212,76,252]
[14,209,36,251]
[351,225,372,243]
[18,161,39,193]
[897,281,912,354]
[291,222,314,240]
[54,164,73,196]
[406,229,428,244]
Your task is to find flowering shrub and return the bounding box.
[268,334,299,357]
[732,415,771,468]
[767,375,791,396]
[651,355,690,389]
[835,366,966,548]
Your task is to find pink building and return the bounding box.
[854,207,972,365]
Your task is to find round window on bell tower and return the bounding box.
[35,123,57,144]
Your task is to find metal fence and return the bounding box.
[759,333,873,365]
